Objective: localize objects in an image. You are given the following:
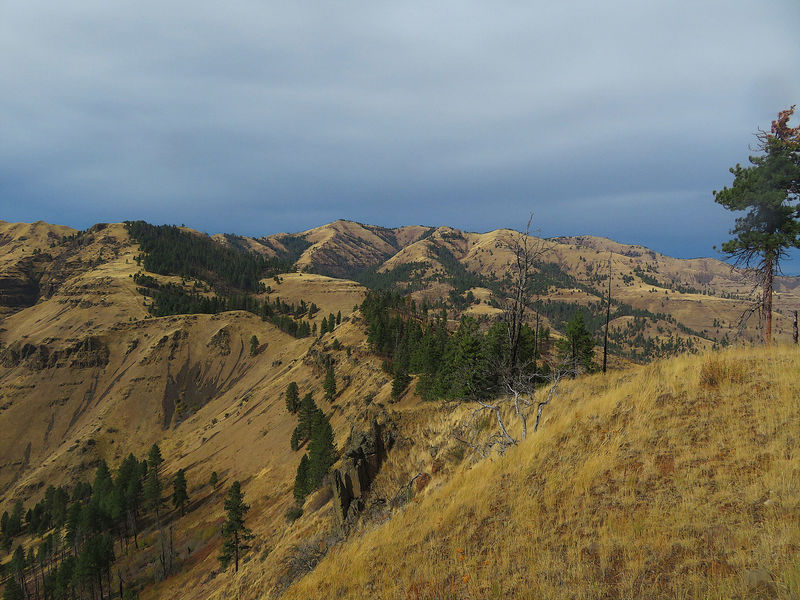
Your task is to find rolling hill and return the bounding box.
[0,218,797,600]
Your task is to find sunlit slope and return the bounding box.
[284,345,800,599]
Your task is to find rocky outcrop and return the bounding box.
[0,255,50,311]
[0,337,110,370]
[330,414,396,533]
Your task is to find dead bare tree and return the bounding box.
[602,253,611,374]
[503,214,548,376]
[454,361,574,457]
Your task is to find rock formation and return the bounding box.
[330,413,396,533]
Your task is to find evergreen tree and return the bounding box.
[297,393,318,440]
[323,365,337,402]
[290,427,300,451]
[209,471,219,488]
[293,456,310,505]
[6,501,23,538]
[320,317,328,336]
[307,412,337,488]
[218,482,252,573]
[560,312,595,376]
[172,469,189,516]
[147,444,163,475]
[10,545,26,599]
[336,310,341,325]
[714,106,800,344]
[3,576,23,600]
[143,468,162,520]
[285,381,300,413]
[328,313,336,330]
[249,334,259,356]
[391,370,411,400]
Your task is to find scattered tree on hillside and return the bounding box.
[218,482,252,573]
[714,106,800,344]
[172,469,189,516]
[209,471,219,488]
[296,393,319,441]
[560,312,596,376]
[323,365,337,402]
[249,334,259,356]
[285,381,300,413]
[293,456,311,505]
[307,412,337,489]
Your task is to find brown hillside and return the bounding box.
[283,345,800,600]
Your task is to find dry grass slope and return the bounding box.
[284,345,800,600]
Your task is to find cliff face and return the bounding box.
[0,258,41,312]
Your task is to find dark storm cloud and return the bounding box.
[1,0,799,261]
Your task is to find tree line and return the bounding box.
[133,273,316,339]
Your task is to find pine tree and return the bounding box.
[285,381,300,413]
[560,312,595,376]
[10,545,26,599]
[323,365,337,402]
[297,393,317,440]
[293,455,310,505]
[336,310,341,325]
[218,482,252,573]
[320,317,328,336]
[6,501,23,537]
[290,427,300,451]
[172,469,189,516]
[143,468,162,520]
[249,334,259,356]
[209,471,219,488]
[3,576,24,600]
[714,106,800,344]
[147,444,163,474]
[307,412,337,488]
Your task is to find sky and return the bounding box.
[1,1,799,267]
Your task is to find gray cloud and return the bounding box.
[1,0,799,265]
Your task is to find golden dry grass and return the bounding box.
[282,345,800,600]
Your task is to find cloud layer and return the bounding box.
[1,1,799,262]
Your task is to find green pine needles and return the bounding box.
[218,481,252,573]
[714,106,800,344]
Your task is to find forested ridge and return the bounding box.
[125,221,290,293]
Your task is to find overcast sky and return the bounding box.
[1,1,799,266]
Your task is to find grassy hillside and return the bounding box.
[2,219,799,600]
[283,345,800,599]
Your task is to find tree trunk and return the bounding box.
[234,531,239,573]
[533,305,540,371]
[763,252,774,345]
[603,254,611,374]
